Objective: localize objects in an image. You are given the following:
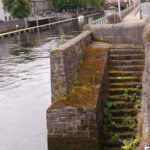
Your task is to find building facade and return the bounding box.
[31,0,53,16]
[0,0,53,22]
[0,0,11,21]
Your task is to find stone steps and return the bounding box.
[106,123,135,132]
[109,76,141,83]
[109,54,145,60]
[110,82,141,88]
[103,147,121,150]
[108,88,138,95]
[109,65,144,71]
[109,71,142,77]
[110,108,137,117]
[109,60,145,66]
[108,101,134,109]
[112,116,137,124]
[103,47,144,150]
[109,94,135,101]
[109,48,144,55]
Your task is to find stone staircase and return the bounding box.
[103,47,145,150]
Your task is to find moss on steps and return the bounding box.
[103,47,144,150]
[50,46,108,109]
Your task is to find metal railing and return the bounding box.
[92,6,134,25]
[94,16,108,24]
[92,14,112,25]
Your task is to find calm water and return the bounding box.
[0,16,100,150]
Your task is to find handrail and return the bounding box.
[92,14,111,25]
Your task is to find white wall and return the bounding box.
[0,0,11,21]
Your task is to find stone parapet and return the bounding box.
[50,31,92,100]
[48,41,109,149]
[142,24,150,147]
[85,19,145,44]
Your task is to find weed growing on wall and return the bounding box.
[103,86,142,149]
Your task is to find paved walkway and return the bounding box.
[123,3,150,22]
[122,5,140,22]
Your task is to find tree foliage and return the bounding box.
[52,0,104,11]
[2,0,32,18]
[52,0,79,11]
[78,0,104,8]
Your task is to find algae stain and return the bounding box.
[51,47,108,110]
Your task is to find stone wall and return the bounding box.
[96,55,108,148]
[0,19,25,33]
[47,107,99,150]
[142,24,150,147]
[31,0,53,16]
[86,20,145,44]
[50,31,92,100]
[47,44,108,149]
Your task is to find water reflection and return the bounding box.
[48,137,99,150]
[0,14,102,150]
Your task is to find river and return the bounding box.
[0,15,101,150]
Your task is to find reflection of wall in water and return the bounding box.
[48,137,99,150]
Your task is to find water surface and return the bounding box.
[0,16,101,150]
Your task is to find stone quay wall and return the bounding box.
[50,31,92,100]
[47,107,100,150]
[142,24,150,147]
[47,42,108,149]
[86,20,145,45]
[0,19,25,33]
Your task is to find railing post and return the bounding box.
[118,0,122,21]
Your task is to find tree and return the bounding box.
[52,0,104,11]
[2,0,32,19]
[78,0,104,8]
[52,0,79,11]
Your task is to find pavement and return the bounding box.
[123,2,150,22]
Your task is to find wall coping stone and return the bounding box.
[51,31,92,52]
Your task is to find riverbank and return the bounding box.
[0,12,103,39]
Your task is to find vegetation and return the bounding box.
[78,0,104,8]
[52,0,104,11]
[2,0,31,18]
[50,47,108,109]
[122,135,140,150]
[59,32,66,44]
[103,86,142,148]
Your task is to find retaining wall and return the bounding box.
[142,24,150,147]
[50,31,92,100]
[85,20,145,44]
[47,41,108,149]
[0,19,25,33]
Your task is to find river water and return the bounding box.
[0,16,100,150]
